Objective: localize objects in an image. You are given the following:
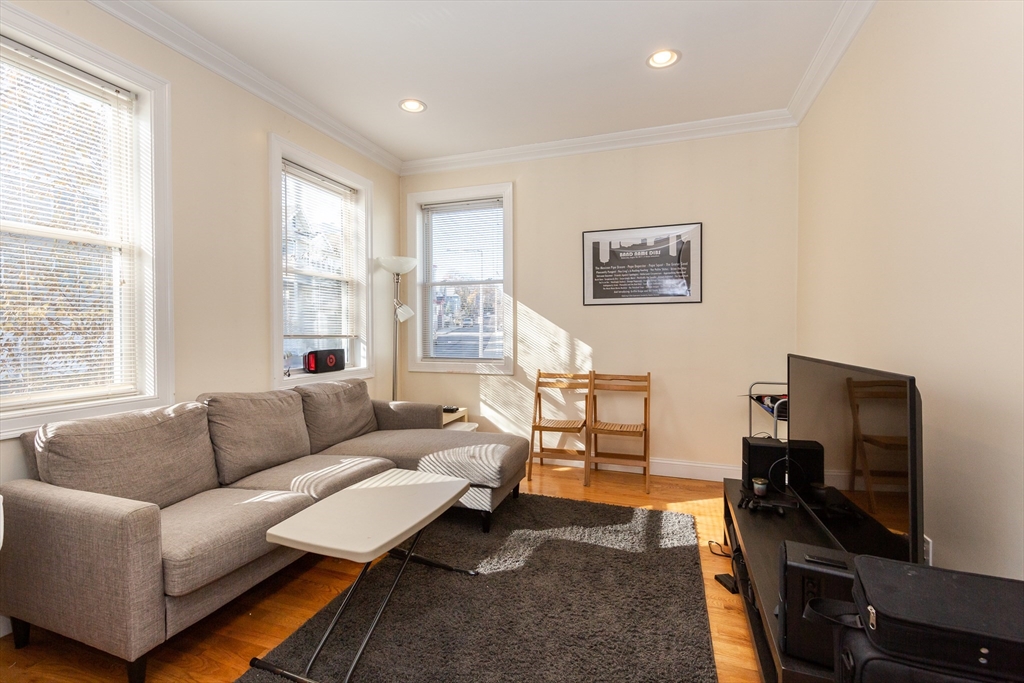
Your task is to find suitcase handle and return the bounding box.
[804,597,863,629]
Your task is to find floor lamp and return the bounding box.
[376,256,417,401]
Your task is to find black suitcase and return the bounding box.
[834,626,1010,683]
[806,555,1024,683]
[778,541,856,668]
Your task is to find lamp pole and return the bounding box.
[376,256,417,403]
[391,271,401,402]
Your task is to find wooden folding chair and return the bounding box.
[586,372,651,493]
[846,378,909,513]
[527,371,591,483]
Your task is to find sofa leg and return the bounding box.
[480,511,491,533]
[512,483,520,499]
[11,618,29,649]
[126,655,147,683]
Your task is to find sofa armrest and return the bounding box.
[372,400,443,430]
[0,479,165,662]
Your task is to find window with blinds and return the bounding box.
[281,161,364,375]
[421,198,506,362]
[0,38,147,411]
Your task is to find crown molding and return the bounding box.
[82,0,872,178]
[86,0,403,174]
[788,0,876,123]
[400,108,797,176]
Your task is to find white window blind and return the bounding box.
[421,198,505,361]
[281,160,362,375]
[0,39,143,410]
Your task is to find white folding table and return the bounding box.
[249,469,473,683]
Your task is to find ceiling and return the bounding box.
[94,1,875,173]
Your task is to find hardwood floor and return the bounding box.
[0,465,760,682]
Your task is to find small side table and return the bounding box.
[442,407,479,432]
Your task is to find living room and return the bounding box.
[0,1,1021,682]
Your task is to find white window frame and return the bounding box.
[406,183,514,375]
[0,5,173,440]
[269,134,374,389]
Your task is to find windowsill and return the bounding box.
[0,391,168,440]
[409,358,513,375]
[275,367,374,389]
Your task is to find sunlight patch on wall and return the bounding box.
[480,301,592,441]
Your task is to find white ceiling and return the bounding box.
[96,0,875,173]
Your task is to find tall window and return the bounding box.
[271,136,371,385]
[407,183,513,375]
[0,34,167,428]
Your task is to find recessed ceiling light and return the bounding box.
[647,49,680,69]
[399,99,426,113]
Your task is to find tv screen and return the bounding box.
[787,354,924,563]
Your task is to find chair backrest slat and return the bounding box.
[591,383,647,392]
[590,372,650,394]
[537,371,591,391]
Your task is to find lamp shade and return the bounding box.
[395,303,415,323]
[376,255,417,275]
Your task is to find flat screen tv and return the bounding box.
[787,354,924,563]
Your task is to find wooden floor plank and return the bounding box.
[0,465,759,682]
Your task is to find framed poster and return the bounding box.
[583,222,702,306]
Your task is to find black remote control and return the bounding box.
[442,405,459,413]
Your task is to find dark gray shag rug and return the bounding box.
[237,494,717,683]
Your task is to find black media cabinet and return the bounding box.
[723,478,837,683]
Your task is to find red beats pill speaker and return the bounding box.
[304,349,345,373]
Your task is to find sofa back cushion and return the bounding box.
[294,380,378,454]
[33,402,219,508]
[199,390,310,485]
[18,431,40,480]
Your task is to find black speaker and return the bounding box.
[778,541,855,667]
[742,437,787,492]
[304,349,345,373]
[787,440,825,495]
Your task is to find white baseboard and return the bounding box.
[538,457,740,482]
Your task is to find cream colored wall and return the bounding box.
[400,129,799,475]
[797,1,1024,578]
[0,0,400,484]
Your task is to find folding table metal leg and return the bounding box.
[387,547,478,576]
[249,530,426,683]
[342,528,423,683]
[249,560,372,683]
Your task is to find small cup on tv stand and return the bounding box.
[808,482,830,505]
[751,477,769,497]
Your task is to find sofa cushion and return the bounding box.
[32,402,219,508]
[18,431,40,480]
[320,430,529,489]
[160,487,312,596]
[294,380,378,454]
[199,390,311,485]
[228,454,394,500]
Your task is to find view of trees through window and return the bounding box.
[0,54,136,405]
[422,201,504,360]
[281,163,358,374]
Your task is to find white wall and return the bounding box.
[0,0,400,482]
[797,1,1024,578]
[400,129,800,476]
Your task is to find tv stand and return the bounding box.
[723,479,837,683]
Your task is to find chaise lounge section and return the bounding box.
[0,379,528,683]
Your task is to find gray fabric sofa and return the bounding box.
[0,380,528,683]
